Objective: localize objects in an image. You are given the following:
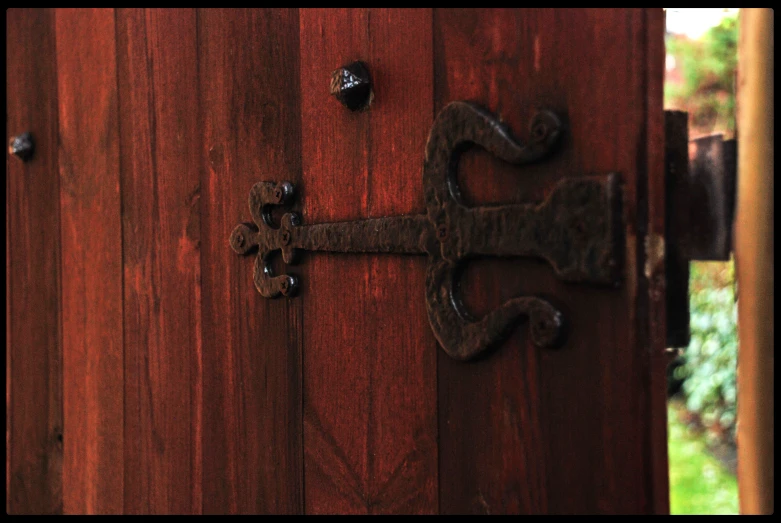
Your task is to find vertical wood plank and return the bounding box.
[299,8,437,514]
[55,8,124,514]
[198,8,303,514]
[643,8,671,515]
[434,8,664,514]
[6,8,63,514]
[115,8,202,514]
[434,11,553,514]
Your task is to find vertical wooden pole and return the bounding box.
[735,7,774,516]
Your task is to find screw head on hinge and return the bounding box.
[8,132,34,162]
[329,61,373,112]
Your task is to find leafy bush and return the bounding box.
[673,261,738,446]
[665,13,738,138]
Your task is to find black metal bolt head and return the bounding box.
[280,275,299,297]
[329,61,373,112]
[8,132,34,162]
[532,123,548,142]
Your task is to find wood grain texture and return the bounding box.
[434,8,665,514]
[434,12,552,514]
[116,8,202,514]
[6,8,63,515]
[55,8,124,515]
[299,8,438,514]
[6,8,669,514]
[643,9,671,515]
[197,8,303,514]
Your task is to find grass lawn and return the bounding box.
[668,403,739,514]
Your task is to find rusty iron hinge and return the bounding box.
[665,110,738,349]
[231,101,624,361]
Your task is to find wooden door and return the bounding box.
[6,8,669,514]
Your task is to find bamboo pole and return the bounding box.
[735,8,774,515]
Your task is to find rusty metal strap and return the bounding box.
[231,101,624,360]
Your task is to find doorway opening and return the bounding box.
[663,7,739,515]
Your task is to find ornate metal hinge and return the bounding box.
[231,101,624,361]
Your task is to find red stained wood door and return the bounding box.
[6,8,669,514]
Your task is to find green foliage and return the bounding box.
[665,13,738,137]
[674,261,738,446]
[668,402,738,514]
[665,10,739,454]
